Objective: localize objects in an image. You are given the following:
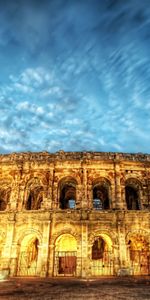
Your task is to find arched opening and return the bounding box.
[125,179,141,210]
[0,200,7,211]
[125,186,139,210]
[55,234,77,276]
[59,178,77,209]
[128,235,150,275]
[25,179,43,210]
[0,188,11,211]
[93,181,110,210]
[92,237,105,259]
[17,234,40,276]
[91,234,113,276]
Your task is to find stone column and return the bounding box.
[82,168,88,209]
[47,170,54,209]
[77,184,83,209]
[117,212,128,273]
[37,220,51,277]
[80,222,88,277]
[2,215,15,271]
[52,182,58,209]
[87,183,92,209]
[41,170,53,210]
[111,183,116,209]
[114,162,123,209]
[121,183,126,209]
[11,165,24,211]
[9,242,18,276]
[17,183,25,211]
[9,182,18,210]
[8,169,22,211]
[139,189,143,209]
[48,215,55,276]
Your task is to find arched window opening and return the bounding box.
[93,185,109,210]
[125,186,140,210]
[92,237,105,260]
[0,188,10,211]
[26,193,32,210]
[26,187,43,210]
[0,199,6,211]
[60,183,76,209]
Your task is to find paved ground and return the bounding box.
[0,277,149,300]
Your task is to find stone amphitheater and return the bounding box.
[0,150,149,278]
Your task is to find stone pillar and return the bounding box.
[9,170,22,211]
[37,220,51,277]
[111,183,116,209]
[117,212,128,273]
[52,182,58,209]
[2,215,15,271]
[87,183,92,209]
[17,183,25,211]
[47,170,53,209]
[48,244,55,276]
[114,162,123,209]
[139,189,143,209]
[9,242,18,276]
[121,184,126,209]
[10,165,24,211]
[82,168,88,209]
[77,184,83,209]
[48,215,55,276]
[8,183,18,210]
[41,170,53,210]
[80,222,88,277]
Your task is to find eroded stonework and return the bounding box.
[0,150,150,277]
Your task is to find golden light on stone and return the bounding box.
[0,151,149,278]
[56,234,77,252]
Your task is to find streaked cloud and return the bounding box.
[0,0,149,154]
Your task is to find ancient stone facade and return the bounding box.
[0,150,150,277]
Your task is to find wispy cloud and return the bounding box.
[0,1,149,153]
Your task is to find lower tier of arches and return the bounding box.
[0,230,150,278]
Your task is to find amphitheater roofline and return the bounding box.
[0,150,150,163]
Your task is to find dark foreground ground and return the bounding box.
[0,277,150,300]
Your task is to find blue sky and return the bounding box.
[0,0,150,154]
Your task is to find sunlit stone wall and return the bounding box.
[0,151,149,277]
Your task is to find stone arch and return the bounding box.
[55,233,77,252]
[52,227,81,246]
[126,229,150,244]
[89,231,114,276]
[17,229,42,276]
[17,228,42,246]
[92,177,112,210]
[125,178,142,210]
[58,176,78,209]
[126,229,150,275]
[54,233,77,276]
[89,231,114,251]
[24,177,44,210]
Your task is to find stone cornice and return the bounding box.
[0,150,150,163]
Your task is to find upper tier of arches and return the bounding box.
[0,175,147,211]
